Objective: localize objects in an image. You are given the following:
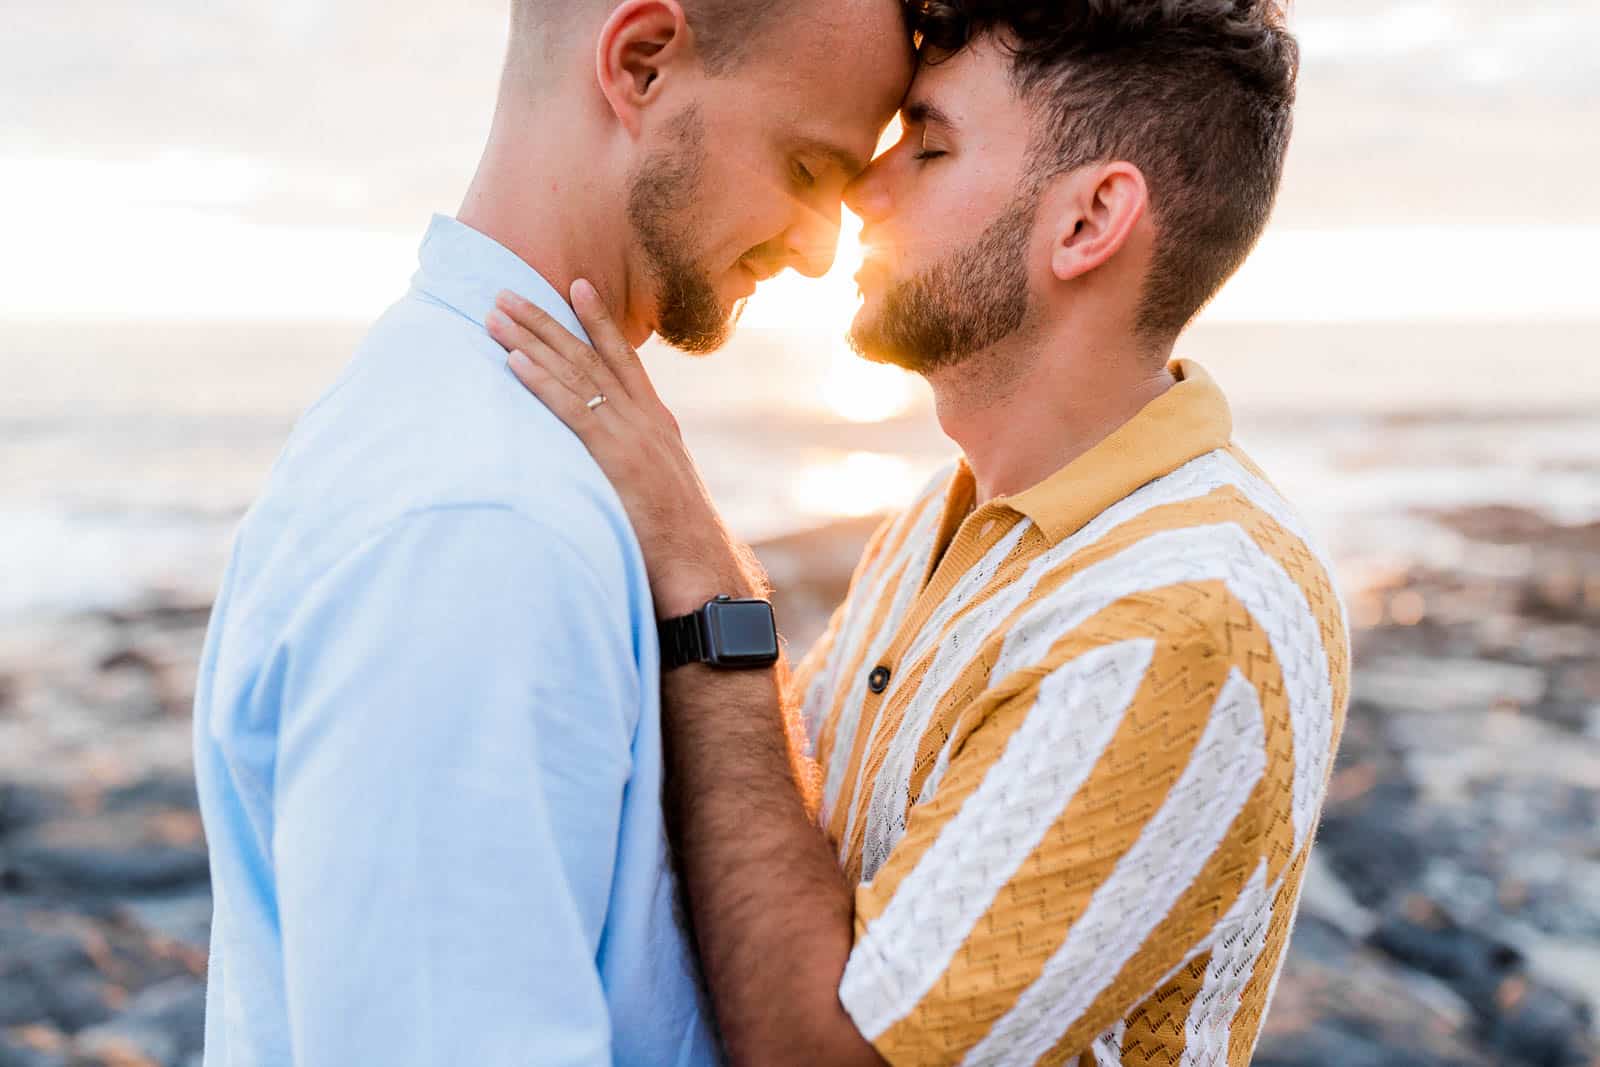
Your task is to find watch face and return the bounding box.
[704,599,780,666]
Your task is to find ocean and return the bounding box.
[3,316,1598,623]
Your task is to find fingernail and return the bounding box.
[508,349,532,372]
[573,278,596,303]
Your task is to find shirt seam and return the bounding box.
[295,499,625,621]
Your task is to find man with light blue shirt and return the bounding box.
[192,0,909,1063]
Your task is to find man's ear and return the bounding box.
[596,0,692,137]
[1046,162,1149,283]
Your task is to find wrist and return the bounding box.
[655,562,767,621]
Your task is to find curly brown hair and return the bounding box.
[905,0,1299,341]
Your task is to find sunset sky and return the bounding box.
[4,0,1597,325]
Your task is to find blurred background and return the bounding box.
[2,2,1597,1064]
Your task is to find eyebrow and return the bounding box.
[902,100,954,129]
[797,137,870,179]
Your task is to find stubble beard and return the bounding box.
[848,195,1037,374]
[626,107,738,356]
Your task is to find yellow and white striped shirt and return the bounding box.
[790,361,1350,1066]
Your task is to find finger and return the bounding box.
[512,335,611,417]
[484,302,542,356]
[506,349,595,438]
[492,291,622,398]
[569,279,662,406]
[486,301,610,388]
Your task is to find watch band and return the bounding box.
[659,611,706,670]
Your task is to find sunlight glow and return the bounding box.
[821,338,918,423]
[735,188,867,335]
[790,451,919,519]
[5,139,1597,331]
[736,117,901,338]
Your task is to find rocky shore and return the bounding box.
[2,506,1597,1066]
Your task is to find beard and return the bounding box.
[626,107,739,355]
[848,195,1037,374]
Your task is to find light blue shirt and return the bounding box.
[193,215,718,1067]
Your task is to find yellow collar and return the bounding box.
[996,359,1233,544]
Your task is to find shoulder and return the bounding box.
[263,295,648,593]
[1002,447,1347,682]
[1058,446,1340,613]
[269,502,649,730]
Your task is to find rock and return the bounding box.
[1257,1021,1480,1067]
[1297,850,1379,941]
[0,1034,70,1067]
[1312,780,1426,910]
[0,920,119,1032]
[0,899,200,1036]
[117,891,211,952]
[99,782,198,818]
[1497,917,1600,1020]
[1369,897,1600,1066]
[1255,918,1499,1066]
[1483,987,1597,1067]
[75,977,204,1067]
[2,494,1597,1064]
[1371,897,1523,1007]
[0,787,62,840]
[1356,655,1548,715]
[2,846,209,897]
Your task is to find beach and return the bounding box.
[2,317,1599,1063]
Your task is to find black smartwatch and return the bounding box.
[659,595,780,670]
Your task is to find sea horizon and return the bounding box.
[3,315,1597,624]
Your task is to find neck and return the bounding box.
[926,318,1177,506]
[457,90,649,344]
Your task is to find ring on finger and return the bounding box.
[586,393,608,411]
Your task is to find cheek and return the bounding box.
[697,167,792,256]
[895,170,1009,256]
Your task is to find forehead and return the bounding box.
[735,4,913,153]
[905,35,1032,145]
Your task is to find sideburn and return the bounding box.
[626,107,732,355]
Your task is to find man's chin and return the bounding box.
[648,269,743,356]
[847,316,916,372]
[656,304,740,357]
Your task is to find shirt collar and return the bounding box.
[998,359,1233,544]
[410,213,592,346]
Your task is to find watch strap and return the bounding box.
[659,610,706,670]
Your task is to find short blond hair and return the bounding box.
[508,0,793,78]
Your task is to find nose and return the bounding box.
[843,161,891,226]
[786,197,843,280]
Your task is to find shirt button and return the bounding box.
[868,666,891,694]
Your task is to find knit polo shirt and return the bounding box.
[790,360,1351,1065]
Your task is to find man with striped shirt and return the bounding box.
[490,1,1346,1063]
[793,357,1348,1063]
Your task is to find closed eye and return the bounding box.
[792,159,817,188]
[912,149,947,161]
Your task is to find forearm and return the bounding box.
[662,663,882,1067]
